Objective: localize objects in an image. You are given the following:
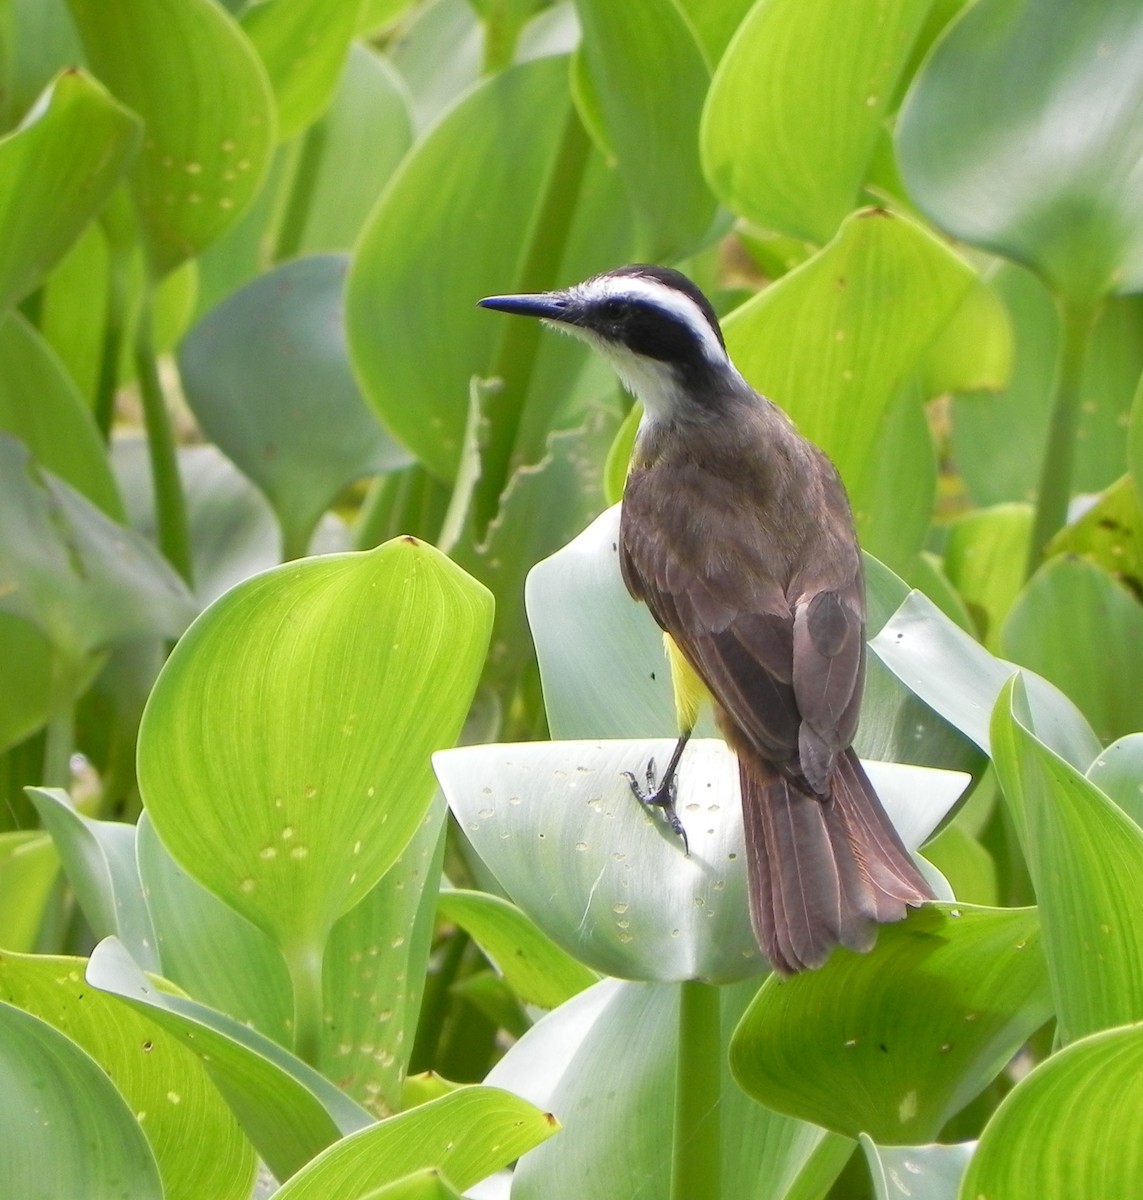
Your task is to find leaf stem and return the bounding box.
[1026,298,1099,576]
[135,290,194,586]
[94,241,131,439]
[287,941,326,1068]
[672,979,722,1200]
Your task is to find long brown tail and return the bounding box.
[739,747,934,975]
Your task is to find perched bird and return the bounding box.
[479,264,932,974]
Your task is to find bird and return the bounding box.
[479,264,933,974]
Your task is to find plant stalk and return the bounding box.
[1026,298,1099,577]
[94,242,131,439]
[135,290,194,586]
[288,941,326,1068]
[672,980,722,1200]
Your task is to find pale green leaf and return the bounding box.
[860,1135,973,1200]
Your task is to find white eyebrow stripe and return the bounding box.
[569,274,728,365]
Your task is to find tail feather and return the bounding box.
[739,747,933,975]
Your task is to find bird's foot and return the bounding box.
[621,757,689,855]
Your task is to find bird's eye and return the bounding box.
[599,299,626,320]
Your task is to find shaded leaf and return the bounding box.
[0,831,57,952]
[1086,734,1143,829]
[860,1135,974,1200]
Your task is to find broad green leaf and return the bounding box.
[919,274,1013,397]
[358,0,414,35]
[903,550,974,636]
[921,823,998,907]
[497,978,851,1200]
[0,831,57,951]
[0,951,255,1200]
[0,311,123,518]
[701,0,934,243]
[0,0,84,129]
[294,46,413,255]
[870,589,1101,770]
[1046,475,1143,598]
[241,0,363,140]
[437,890,598,1010]
[179,255,412,558]
[723,209,976,566]
[357,1170,463,1200]
[26,788,159,972]
[572,0,713,259]
[991,676,1143,1043]
[860,1136,973,1200]
[1087,735,1143,829]
[730,905,1050,1142]
[898,0,1143,306]
[675,0,756,64]
[137,538,491,958]
[0,1001,162,1199]
[86,937,374,1181]
[272,1086,557,1199]
[0,615,52,753]
[943,503,1034,651]
[66,0,276,277]
[1001,557,1143,745]
[385,0,482,134]
[961,1025,1143,1199]
[0,435,194,674]
[0,69,140,310]
[136,814,293,1046]
[435,738,961,984]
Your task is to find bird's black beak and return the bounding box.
[478,292,573,323]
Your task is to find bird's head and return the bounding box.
[479,264,745,425]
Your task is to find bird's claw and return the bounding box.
[621,757,689,855]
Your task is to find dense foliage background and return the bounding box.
[2,0,1143,1197]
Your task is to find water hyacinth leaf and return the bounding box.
[860,1136,974,1200]
[919,273,1013,397]
[65,0,276,277]
[387,0,483,135]
[1001,556,1143,745]
[497,978,851,1200]
[722,210,975,565]
[179,255,411,559]
[436,890,598,1010]
[0,1001,162,1200]
[0,312,123,519]
[898,0,1143,306]
[572,0,714,259]
[137,537,492,955]
[241,0,362,140]
[1087,735,1143,829]
[360,1170,463,1200]
[0,950,256,1200]
[1046,475,1143,597]
[435,738,963,984]
[136,814,293,1046]
[0,69,140,311]
[294,46,414,255]
[271,1086,557,1200]
[27,788,160,973]
[991,676,1143,1043]
[0,616,52,753]
[962,1025,1143,1199]
[871,588,1101,770]
[702,0,934,243]
[86,937,374,1181]
[0,435,194,672]
[730,905,1051,1142]
[0,832,57,952]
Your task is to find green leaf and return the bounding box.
[241,0,363,140]
[860,1136,973,1200]
[356,1169,463,1200]
[920,272,1013,396]
[435,739,961,984]
[437,890,598,1010]
[572,0,713,259]
[0,435,194,674]
[66,0,276,277]
[86,937,374,1181]
[0,615,53,753]
[701,0,935,243]
[961,1024,1143,1198]
[723,209,976,566]
[272,1086,557,1199]
[0,832,57,952]
[730,905,1051,1142]
[1046,475,1143,599]
[0,68,140,310]
[178,255,412,558]
[898,0,1143,305]
[26,787,159,972]
[1087,734,1143,829]
[0,311,123,519]
[0,950,256,1200]
[991,676,1143,1043]
[1001,556,1143,744]
[943,503,1034,651]
[137,537,491,955]
[0,1000,162,1199]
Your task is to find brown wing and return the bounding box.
[619,448,865,794]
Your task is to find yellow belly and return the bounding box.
[664,632,708,734]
